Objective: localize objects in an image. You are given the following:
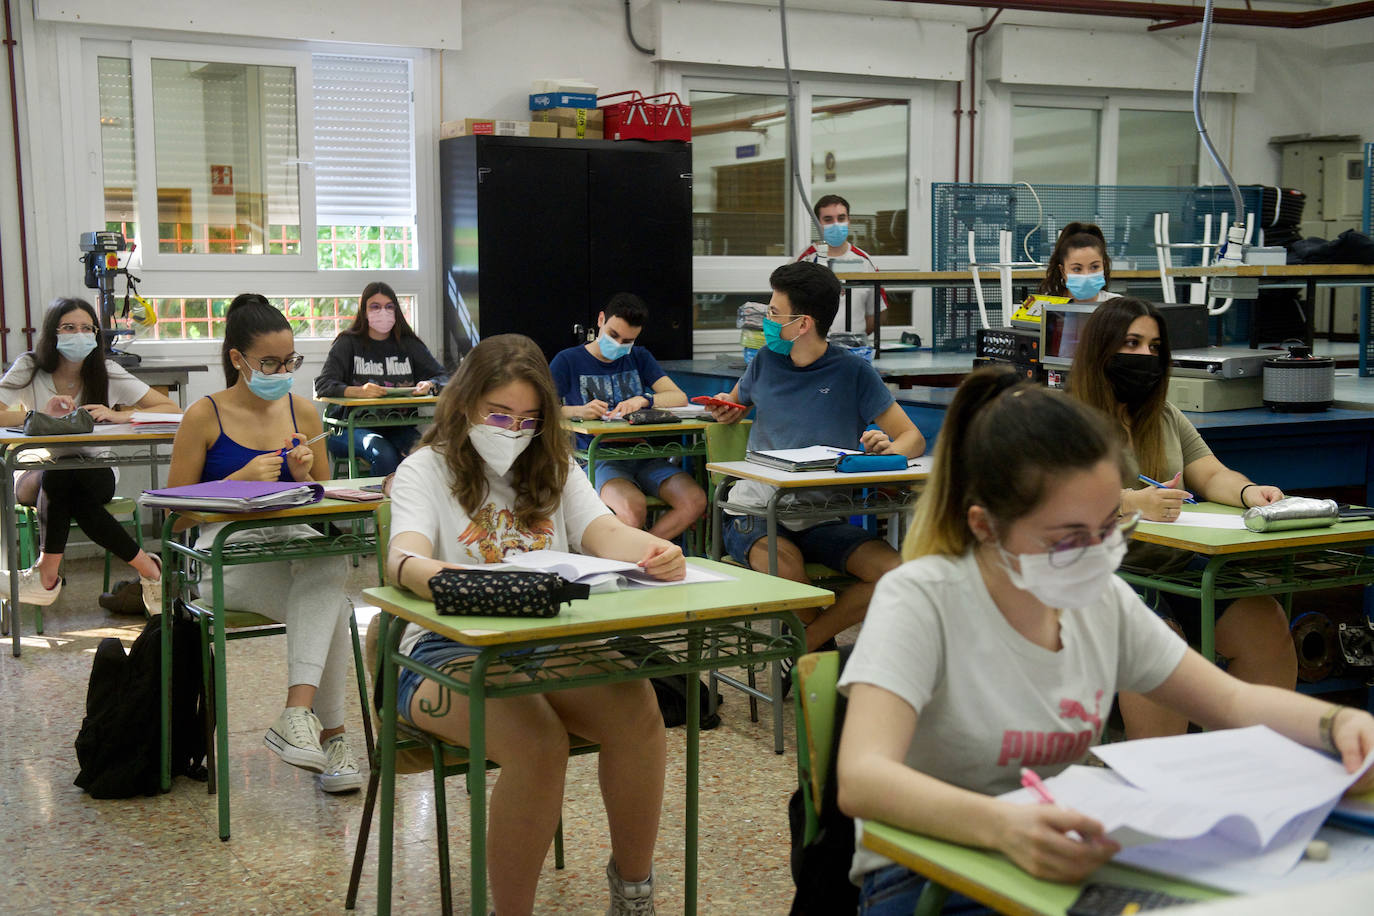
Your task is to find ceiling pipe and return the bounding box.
[965,9,1002,183]
[3,0,34,357]
[884,0,1374,29]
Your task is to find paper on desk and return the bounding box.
[1165,511,1252,530]
[499,550,734,592]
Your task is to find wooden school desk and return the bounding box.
[861,820,1224,916]
[316,394,439,478]
[706,457,930,752]
[364,558,832,916]
[0,423,176,656]
[1119,503,1374,663]
[155,482,388,839]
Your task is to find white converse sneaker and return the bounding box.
[264,707,327,772]
[318,734,364,793]
[606,859,655,916]
[0,566,62,606]
[140,554,163,615]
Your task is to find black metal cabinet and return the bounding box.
[439,136,692,365]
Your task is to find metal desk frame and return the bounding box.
[317,395,438,478]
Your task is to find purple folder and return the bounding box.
[139,480,325,512]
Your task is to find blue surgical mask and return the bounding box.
[597,332,633,361]
[245,367,294,401]
[1065,272,1106,301]
[822,222,849,248]
[763,315,803,356]
[56,332,99,363]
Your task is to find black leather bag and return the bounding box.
[623,408,681,425]
[428,568,590,618]
[23,407,95,436]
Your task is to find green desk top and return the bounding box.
[1132,502,1374,555]
[862,822,1225,916]
[363,557,832,646]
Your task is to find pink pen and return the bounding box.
[1020,767,1086,842]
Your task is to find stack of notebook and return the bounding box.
[139,480,323,512]
[130,411,183,434]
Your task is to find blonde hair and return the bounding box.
[904,368,1124,560]
[421,334,569,530]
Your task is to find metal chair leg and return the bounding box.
[345,765,382,910]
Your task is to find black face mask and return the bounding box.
[1105,352,1163,408]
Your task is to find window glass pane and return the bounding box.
[689,91,789,256]
[133,294,415,340]
[149,58,301,255]
[809,97,909,256]
[98,57,137,247]
[693,292,768,332]
[1012,106,1099,185]
[1118,110,1199,186]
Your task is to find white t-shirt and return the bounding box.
[0,354,151,460]
[388,445,612,655]
[797,244,887,335]
[838,549,1187,879]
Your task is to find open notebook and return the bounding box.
[497,550,733,593]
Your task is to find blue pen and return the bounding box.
[1138,473,1198,505]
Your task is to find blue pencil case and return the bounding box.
[834,454,906,473]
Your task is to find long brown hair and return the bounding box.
[341,281,419,341]
[1067,297,1172,481]
[904,368,1123,560]
[421,334,568,529]
[1038,222,1112,297]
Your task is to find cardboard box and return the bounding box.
[559,125,604,140]
[529,92,598,111]
[441,119,559,139]
[530,106,604,129]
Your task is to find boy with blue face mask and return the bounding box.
[796,194,888,335]
[549,292,706,541]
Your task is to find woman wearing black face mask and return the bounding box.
[1069,297,1296,740]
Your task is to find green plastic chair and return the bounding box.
[793,651,949,916]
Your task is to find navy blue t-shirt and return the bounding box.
[550,344,667,448]
[738,344,893,453]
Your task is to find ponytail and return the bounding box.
[1038,221,1112,297]
[903,367,1124,560]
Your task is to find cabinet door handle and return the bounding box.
[478,167,492,183]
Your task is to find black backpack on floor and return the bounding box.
[610,635,723,730]
[74,600,208,798]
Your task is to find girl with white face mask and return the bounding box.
[387,333,685,916]
[835,369,1374,911]
[0,297,178,609]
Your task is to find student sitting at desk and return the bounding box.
[1069,297,1297,739]
[167,294,362,794]
[1038,222,1121,305]
[0,296,178,609]
[388,333,682,916]
[836,369,1374,910]
[313,281,446,476]
[550,292,706,542]
[705,261,925,653]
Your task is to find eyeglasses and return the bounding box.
[1039,511,1141,569]
[765,309,801,324]
[243,352,305,375]
[480,412,541,432]
[366,302,396,312]
[58,323,98,335]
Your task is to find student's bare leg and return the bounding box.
[1215,596,1296,689]
[545,680,665,882]
[798,540,901,650]
[599,478,648,530]
[409,680,569,916]
[647,472,706,541]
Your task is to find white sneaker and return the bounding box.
[318,734,364,793]
[0,566,62,606]
[141,555,163,615]
[607,859,655,916]
[264,707,327,773]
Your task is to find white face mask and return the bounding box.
[996,528,1128,609]
[467,424,535,476]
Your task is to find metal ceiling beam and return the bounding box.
[884,0,1374,28]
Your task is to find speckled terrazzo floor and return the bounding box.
[0,557,815,915]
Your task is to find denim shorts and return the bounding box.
[859,864,992,915]
[721,515,880,573]
[593,457,687,497]
[395,631,549,724]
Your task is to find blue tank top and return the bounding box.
[200,396,300,483]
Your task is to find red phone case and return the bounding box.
[691,396,743,409]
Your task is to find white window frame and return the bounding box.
[130,40,316,272]
[60,29,438,350]
[664,67,935,339]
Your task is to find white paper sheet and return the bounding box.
[1165,511,1252,530]
[499,549,735,591]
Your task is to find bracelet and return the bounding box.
[1240,484,1257,508]
[394,554,414,589]
[1319,704,1347,754]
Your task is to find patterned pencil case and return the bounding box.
[428,568,590,618]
